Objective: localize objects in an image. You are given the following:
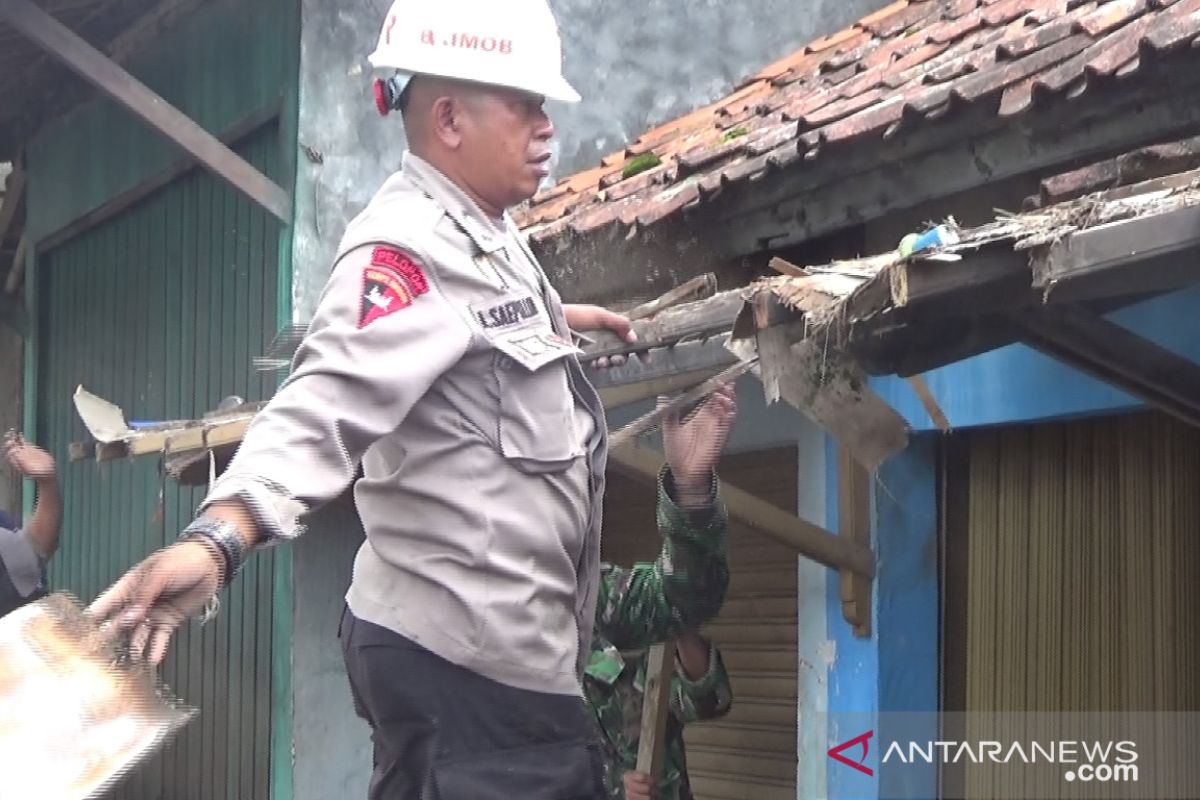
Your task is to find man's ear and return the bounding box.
[430,96,463,149]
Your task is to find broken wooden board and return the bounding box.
[733,287,909,472]
[581,289,746,361]
[625,273,717,322]
[773,339,909,472]
[837,447,872,638]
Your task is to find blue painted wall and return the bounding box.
[823,434,939,800]
[821,283,1200,798]
[825,437,880,800]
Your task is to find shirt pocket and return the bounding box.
[490,328,587,471]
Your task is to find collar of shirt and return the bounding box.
[401,152,510,256]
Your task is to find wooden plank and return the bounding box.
[610,444,875,576]
[889,247,1030,310]
[635,639,677,781]
[589,337,738,405]
[582,289,745,361]
[127,430,170,456]
[0,0,291,223]
[165,426,206,454]
[772,338,910,472]
[1016,305,1200,428]
[206,418,252,448]
[625,272,717,322]
[768,256,810,278]
[1032,204,1200,302]
[837,447,873,637]
[906,375,950,431]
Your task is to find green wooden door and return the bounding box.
[37,123,281,800]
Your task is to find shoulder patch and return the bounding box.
[358,247,430,329]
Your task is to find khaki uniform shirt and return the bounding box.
[203,153,608,695]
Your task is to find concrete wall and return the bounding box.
[292,0,882,319]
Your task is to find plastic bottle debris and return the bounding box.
[898,224,960,258]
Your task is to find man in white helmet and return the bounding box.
[88,1,655,797]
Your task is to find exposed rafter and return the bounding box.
[0,0,291,223]
[1017,306,1200,430]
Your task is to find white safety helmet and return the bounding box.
[368,0,580,116]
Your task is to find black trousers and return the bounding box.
[339,606,607,800]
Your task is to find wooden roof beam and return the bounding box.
[0,0,291,224]
[1016,306,1200,429]
[1034,203,1200,303]
[610,442,876,577]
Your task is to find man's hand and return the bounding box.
[88,540,222,664]
[562,303,635,343]
[622,770,656,800]
[562,303,638,369]
[4,432,56,481]
[662,384,737,506]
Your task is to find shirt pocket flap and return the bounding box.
[490,330,587,468]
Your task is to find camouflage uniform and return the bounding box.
[586,466,733,799]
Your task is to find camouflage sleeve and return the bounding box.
[671,643,733,724]
[594,465,730,651]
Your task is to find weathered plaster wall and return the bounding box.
[292,0,881,319]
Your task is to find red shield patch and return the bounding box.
[358,248,429,329]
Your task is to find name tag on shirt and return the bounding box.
[472,291,583,371]
[473,293,540,331]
